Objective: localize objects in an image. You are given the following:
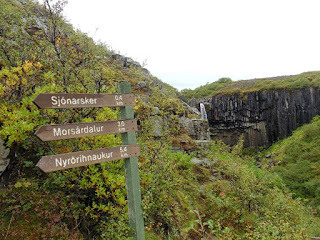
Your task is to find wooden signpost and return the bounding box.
[33,93,135,109]
[35,119,138,141]
[34,82,145,240]
[36,144,140,172]
[119,82,145,240]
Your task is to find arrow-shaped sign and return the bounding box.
[33,93,135,109]
[35,119,138,141]
[36,144,140,172]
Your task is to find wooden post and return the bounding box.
[119,81,145,240]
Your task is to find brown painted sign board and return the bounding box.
[35,119,138,141]
[36,144,140,172]
[33,93,135,109]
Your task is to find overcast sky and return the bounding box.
[58,0,320,90]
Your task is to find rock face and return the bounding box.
[199,87,320,147]
[111,54,150,77]
[0,139,10,176]
[179,117,211,141]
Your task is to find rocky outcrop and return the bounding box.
[0,139,10,177]
[179,117,210,141]
[188,98,212,117]
[194,87,320,147]
[111,54,150,77]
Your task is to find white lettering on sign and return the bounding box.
[53,125,104,136]
[115,95,123,106]
[120,146,128,158]
[115,95,123,101]
[55,151,114,168]
[117,121,126,132]
[51,96,98,107]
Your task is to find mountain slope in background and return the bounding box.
[181,72,320,99]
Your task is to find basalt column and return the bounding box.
[206,87,320,147]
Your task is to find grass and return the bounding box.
[267,115,320,207]
[181,71,320,99]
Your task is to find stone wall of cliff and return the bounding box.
[191,87,320,147]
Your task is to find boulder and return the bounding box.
[191,158,211,168]
[135,81,150,90]
[179,116,210,141]
[180,101,200,117]
[111,54,126,67]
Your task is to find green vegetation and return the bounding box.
[181,72,320,99]
[138,139,320,239]
[180,77,232,99]
[0,0,319,239]
[268,116,320,209]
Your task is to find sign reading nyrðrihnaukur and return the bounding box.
[33,93,135,109]
[36,144,140,172]
[35,119,138,141]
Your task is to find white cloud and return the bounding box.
[61,0,320,89]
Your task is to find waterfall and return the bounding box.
[200,103,208,120]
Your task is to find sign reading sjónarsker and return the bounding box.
[36,144,140,172]
[35,119,138,141]
[33,93,135,109]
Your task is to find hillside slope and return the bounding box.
[268,115,320,207]
[182,72,320,99]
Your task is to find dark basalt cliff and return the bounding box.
[194,87,320,147]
